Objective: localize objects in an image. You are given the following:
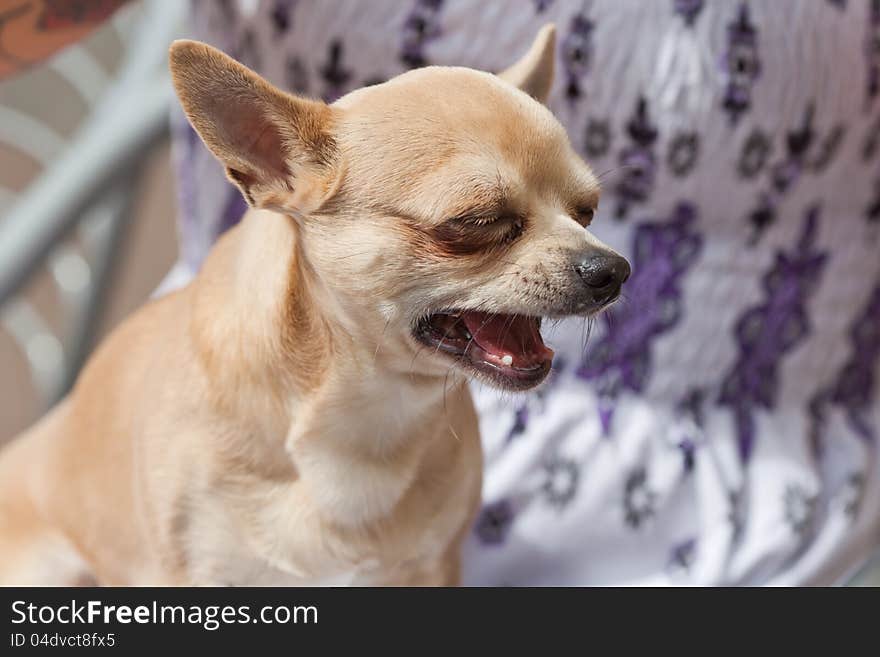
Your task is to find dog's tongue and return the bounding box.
[460,311,553,369]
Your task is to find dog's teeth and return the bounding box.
[501,355,513,366]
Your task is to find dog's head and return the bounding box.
[170,25,629,392]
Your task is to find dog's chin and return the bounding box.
[412,309,554,392]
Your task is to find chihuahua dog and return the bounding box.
[0,24,628,585]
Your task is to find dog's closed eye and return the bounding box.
[474,213,525,243]
[499,214,526,243]
[572,206,595,227]
[461,212,525,245]
[428,213,526,257]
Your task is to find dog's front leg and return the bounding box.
[430,552,463,587]
[371,549,462,587]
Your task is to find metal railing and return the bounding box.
[0,0,183,405]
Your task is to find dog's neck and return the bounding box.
[189,208,454,458]
[188,209,464,528]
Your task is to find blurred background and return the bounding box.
[0,0,878,585]
[0,0,180,444]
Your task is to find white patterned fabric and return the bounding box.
[168,0,880,585]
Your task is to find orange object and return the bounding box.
[0,0,129,79]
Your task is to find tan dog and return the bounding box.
[0,25,629,586]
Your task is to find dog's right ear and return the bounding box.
[498,23,556,104]
[169,40,338,214]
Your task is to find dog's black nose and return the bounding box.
[575,254,631,305]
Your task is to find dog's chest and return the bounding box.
[190,424,481,586]
[199,477,474,587]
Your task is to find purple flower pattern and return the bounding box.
[400,0,445,70]
[718,206,829,462]
[560,10,595,102]
[721,4,761,124]
[866,0,880,110]
[744,106,845,243]
[577,203,703,435]
[810,280,880,450]
[615,97,659,219]
[474,499,515,546]
[674,0,704,26]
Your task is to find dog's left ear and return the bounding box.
[169,40,339,214]
[498,24,556,104]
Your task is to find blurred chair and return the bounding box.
[0,0,183,407]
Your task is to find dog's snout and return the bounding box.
[575,254,631,305]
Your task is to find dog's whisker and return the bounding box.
[330,251,377,261]
[408,342,429,382]
[372,317,393,364]
[581,315,597,354]
[580,315,588,353]
[431,315,467,358]
[461,310,499,358]
[498,312,518,354]
[441,367,462,443]
[595,163,641,183]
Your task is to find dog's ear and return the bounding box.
[169,40,338,214]
[498,24,556,104]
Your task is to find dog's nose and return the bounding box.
[575,254,631,305]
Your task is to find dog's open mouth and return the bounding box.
[414,310,554,390]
